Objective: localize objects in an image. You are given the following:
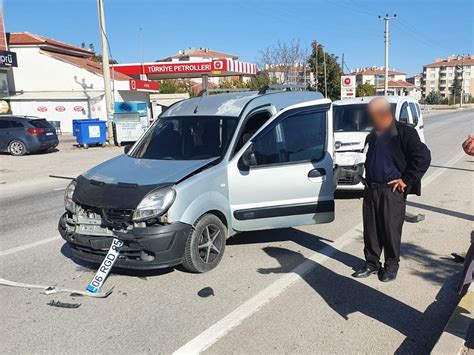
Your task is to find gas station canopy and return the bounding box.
[112,58,258,80]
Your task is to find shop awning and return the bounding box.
[5,91,104,100]
[112,59,258,80]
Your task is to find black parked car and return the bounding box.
[0,116,59,156]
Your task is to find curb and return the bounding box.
[432,284,474,354]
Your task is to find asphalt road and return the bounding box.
[0,109,472,354]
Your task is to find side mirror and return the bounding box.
[241,148,257,167]
[124,145,132,154]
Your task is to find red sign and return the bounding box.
[74,106,84,112]
[343,77,352,86]
[37,106,47,112]
[115,59,228,76]
[129,79,160,92]
[55,106,66,112]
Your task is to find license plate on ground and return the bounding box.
[86,238,123,293]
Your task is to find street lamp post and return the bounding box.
[97,0,114,144]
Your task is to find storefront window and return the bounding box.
[0,71,9,97]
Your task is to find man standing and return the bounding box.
[352,97,431,282]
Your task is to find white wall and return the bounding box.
[9,98,99,132]
[10,47,106,92]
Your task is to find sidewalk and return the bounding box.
[0,133,122,198]
[205,156,473,353]
[433,283,474,354]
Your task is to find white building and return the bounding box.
[265,63,314,86]
[422,55,474,101]
[350,66,417,98]
[6,32,148,132]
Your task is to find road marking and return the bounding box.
[173,224,361,355]
[173,153,466,354]
[0,236,60,257]
[53,187,66,191]
[422,151,466,187]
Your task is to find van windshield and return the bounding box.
[333,104,371,132]
[130,115,238,160]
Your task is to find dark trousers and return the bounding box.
[363,186,406,272]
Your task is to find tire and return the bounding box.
[182,214,227,273]
[83,144,89,149]
[8,140,27,156]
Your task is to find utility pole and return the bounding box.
[313,40,318,90]
[97,0,114,144]
[321,45,328,98]
[379,14,396,96]
[341,53,345,74]
[140,27,146,81]
[460,56,465,108]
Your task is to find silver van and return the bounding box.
[59,88,335,273]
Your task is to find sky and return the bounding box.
[4,0,474,76]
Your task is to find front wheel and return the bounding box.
[182,214,227,273]
[8,140,27,156]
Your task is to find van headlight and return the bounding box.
[64,180,77,212]
[133,187,176,222]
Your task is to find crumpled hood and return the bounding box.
[334,131,370,152]
[82,154,216,185]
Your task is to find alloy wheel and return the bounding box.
[197,224,222,264]
[10,141,25,155]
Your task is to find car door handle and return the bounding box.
[308,168,326,178]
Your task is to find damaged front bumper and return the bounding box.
[59,212,191,270]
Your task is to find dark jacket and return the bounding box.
[365,120,431,196]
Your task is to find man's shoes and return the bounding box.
[352,266,379,278]
[380,269,398,282]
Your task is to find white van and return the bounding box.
[333,96,425,190]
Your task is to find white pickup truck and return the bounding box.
[333,96,425,190]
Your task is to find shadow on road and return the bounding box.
[230,227,462,353]
[429,164,473,173]
[407,201,474,222]
[334,190,364,200]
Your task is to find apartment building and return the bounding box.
[422,55,474,100]
[406,74,422,100]
[265,63,314,85]
[350,67,417,97]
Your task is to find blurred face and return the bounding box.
[367,98,393,132]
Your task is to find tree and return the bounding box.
[247,71,279,91]
[90,54,118,65]
[356,83,376,97]
[159,80,187,94]
[256,39,309,84]
[450,71,462,103]
[308,43,343,100]
[219,77,248,89]
[424,90,443,104]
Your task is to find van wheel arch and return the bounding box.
[205,210,228,230]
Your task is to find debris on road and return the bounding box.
[198,287,215,298]
[405,212,425,223]
[451,252,466,263]
[0,277,113,298]
[47,300,81,309]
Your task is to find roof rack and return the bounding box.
[197,88,251,97]
[258,84,309,95]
